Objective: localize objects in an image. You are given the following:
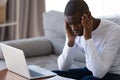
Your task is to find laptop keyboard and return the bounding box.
[29,69,44,78]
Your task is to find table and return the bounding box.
[0,69,51,80]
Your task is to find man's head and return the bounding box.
[64,0,89,17]
[64,0,91,36]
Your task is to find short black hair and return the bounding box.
[64,0,89,16]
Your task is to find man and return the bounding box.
[53,0,120,80]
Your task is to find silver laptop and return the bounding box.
[0,43,56,79]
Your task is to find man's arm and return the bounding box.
[81,13,119,78]
[84,36,120,78]
[57,37,77,70]
[58,21,77,70]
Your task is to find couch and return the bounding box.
[0,10,120,71]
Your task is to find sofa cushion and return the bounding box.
[43,10,66,39]
[27,54,59,70]
[0,37,53,59]
[27,54,85,70]
[0,54,85,71]
[43,10,66,55]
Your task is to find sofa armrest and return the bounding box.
[46,38,65,55]
[0,37,53,59]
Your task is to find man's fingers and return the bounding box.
[65,22,70,30]
[81,13,93,27]
[65,21,76,38]
[66,22,69,27]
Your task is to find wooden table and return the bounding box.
[0,69,51,80]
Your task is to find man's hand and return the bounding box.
[65,22,76,47]
[81,14,93,40]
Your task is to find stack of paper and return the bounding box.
[47,75,75,80]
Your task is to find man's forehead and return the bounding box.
[65,14,82,24]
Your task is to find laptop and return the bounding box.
[0,43,57,79]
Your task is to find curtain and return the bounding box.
[19,0,45,38]
[0,0,45,41]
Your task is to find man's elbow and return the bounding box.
[93,66,109,78]
[58,61,71,70]
[58,65,69,71]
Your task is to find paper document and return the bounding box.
[47,75,75,80]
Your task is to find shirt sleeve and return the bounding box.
[84,37,120,78]
[57,37,77,70]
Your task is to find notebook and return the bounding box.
[0,43,56,79]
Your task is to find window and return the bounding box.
[85,0,120,18]
[45,0,120,17]
[45,0,69,12]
